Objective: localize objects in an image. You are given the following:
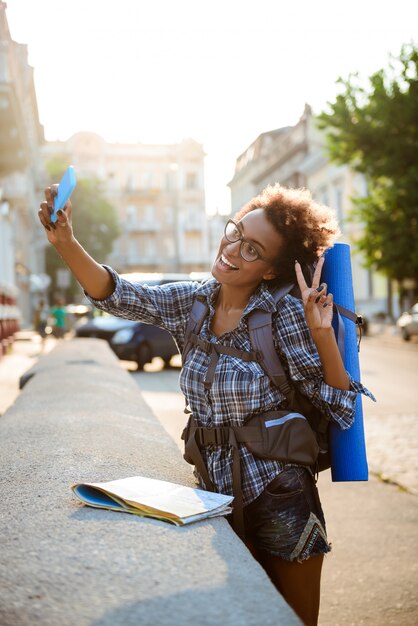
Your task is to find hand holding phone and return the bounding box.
[51,166,76,223]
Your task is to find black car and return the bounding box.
[74,273,211,368]
[110,322,178,369]
[74,314,136,342]
[74,314,179,368]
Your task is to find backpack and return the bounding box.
[181,275,363,537]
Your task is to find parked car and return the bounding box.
[110,322,178,369]
[74,314,179,368]
[74,313,136,342]
[74,273,211,368]
[397,303,418,341]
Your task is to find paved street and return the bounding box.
[356,330,418,495]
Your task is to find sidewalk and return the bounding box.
[0,331,56,416]
[319,472,417,625]
[361,325,418,496]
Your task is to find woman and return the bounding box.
[38,182,374,626]
[34,299,49,345]
[50,297,67,339]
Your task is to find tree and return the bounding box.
[45,159,121,302]
[317,44,418,309]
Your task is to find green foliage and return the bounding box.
[317,43,418,288]
[45,155,69,180]
[45,159,121,301]
[71,178,121,260]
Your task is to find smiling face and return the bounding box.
[211,208,284,290]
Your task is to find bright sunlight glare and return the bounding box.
[5,0,418,213]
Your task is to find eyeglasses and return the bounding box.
[224,219,269,263]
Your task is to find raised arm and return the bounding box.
[295,257,350,391]
[38,185,114,300]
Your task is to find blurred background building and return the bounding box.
[43,133,209,275]
[0,0,47,335]
[228,104,391,318]
[0,0,396,332]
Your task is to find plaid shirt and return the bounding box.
[87,267,375,506]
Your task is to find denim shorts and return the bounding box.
[243,466,331,562]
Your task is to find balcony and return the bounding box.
[0,40,41,176]
[180,217,205,232]
[125,221,160,232]
[181,253,210,265]
[125,256,159,267]
[0,85,28,174]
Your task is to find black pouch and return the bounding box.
[244,410,320,466]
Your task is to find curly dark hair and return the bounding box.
[234,183,341,286]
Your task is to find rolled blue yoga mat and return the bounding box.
[322,242,368,481]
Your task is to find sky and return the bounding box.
[5,0,418,214]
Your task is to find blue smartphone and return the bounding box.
[51,166,76,223]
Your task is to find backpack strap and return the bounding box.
[187,334,260,389]
[333,303,365,355]
[182,416,259,539]
[247,283,295,399]
[182,294,209,364]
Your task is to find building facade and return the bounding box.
[43,133,209,275]
[228,105,390,316]
[299,152,390,316]
[229,105,319,214]
[0,1,46,328]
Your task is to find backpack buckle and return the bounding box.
[195,337,212,353]
[196,426,229,446]
[356,316,364,351]
[255,351,264,362]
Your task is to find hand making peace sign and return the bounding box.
[295,257,334,332]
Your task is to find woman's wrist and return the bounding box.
[55,234,78,253]
[309,326,334,344]
[310,326,340,358]
[310,327,350,390]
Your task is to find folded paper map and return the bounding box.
[71,475,234,526]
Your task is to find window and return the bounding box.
[128,238,137,259]
[126,204,137,220]
[144,205,155,222]
[334,186,344,222]
[165,173,172,191]
[138,234,157,257]
[143,172,153,189]
[164,206,174,224]
[126,174,135,191]
[185,205,201,229]
[318,186,329,206]
[185,233,201,259]
[186,172,197,190]
[164,236,175,257]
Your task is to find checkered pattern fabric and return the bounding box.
[87,267,375,505]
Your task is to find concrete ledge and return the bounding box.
[0,339,300,626]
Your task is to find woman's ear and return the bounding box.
[262,268,278,281]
